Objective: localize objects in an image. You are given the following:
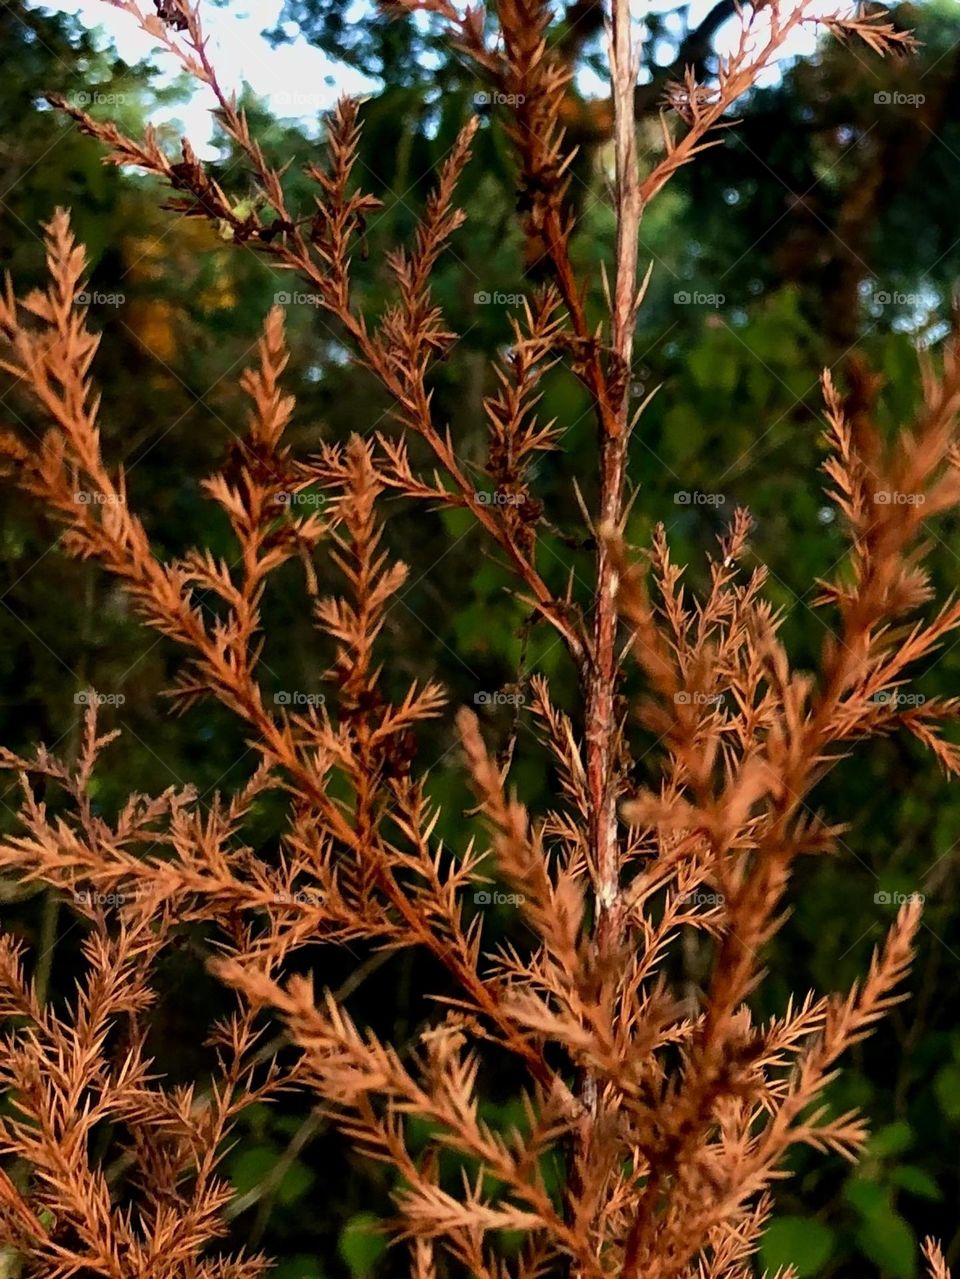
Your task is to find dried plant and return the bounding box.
[0,0,956,1276]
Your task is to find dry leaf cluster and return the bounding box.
[0,0,955,1275]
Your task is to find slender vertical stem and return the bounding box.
[568,2,641,1254]
[587,0,640,963]
[611,0,642,375]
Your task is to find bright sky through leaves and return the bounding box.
[30,0,823,157]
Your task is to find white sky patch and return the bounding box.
[29,0,378,152]
[577,0,827,102]
[30,0,833,152]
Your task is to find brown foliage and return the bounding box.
[0,0,955,1276]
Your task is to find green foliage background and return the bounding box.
[1,0,960,1274]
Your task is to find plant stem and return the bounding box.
[566,3,641,1259]
[587,0,640,972]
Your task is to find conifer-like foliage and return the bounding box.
[0,0,956,1275]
